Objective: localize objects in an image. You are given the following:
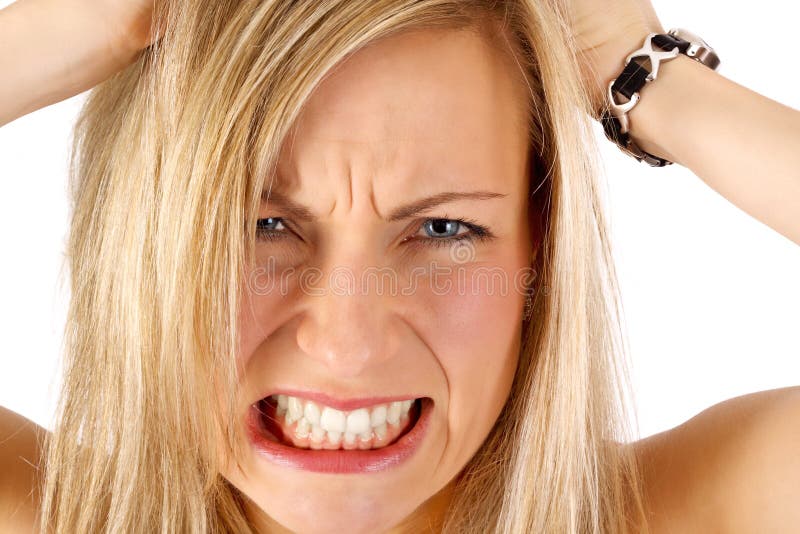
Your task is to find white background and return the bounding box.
[1,0,798,440]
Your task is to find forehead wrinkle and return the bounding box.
[271,26,528,223]
[368,178,379,220]
[323,134,400,221]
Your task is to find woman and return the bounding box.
[0,0,798,532]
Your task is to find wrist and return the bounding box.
[584,27,665,114]
[625,53,712,166]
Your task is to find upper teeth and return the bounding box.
[271,394,415,439]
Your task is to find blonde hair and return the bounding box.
[40,0,649,532]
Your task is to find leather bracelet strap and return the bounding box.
[611,59,651,100]
[609,33,691,100]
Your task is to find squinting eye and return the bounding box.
[257,217,285,231]
[408,217,494,249]
[420,219,468,239]
[254,216,495,249]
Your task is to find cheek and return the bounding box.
[235,262,300,369]
[236,297,272,369]
[416,265,524,458]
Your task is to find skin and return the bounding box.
[222,26,534,533]
[2,0,800,532]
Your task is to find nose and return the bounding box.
[295,267,401,377]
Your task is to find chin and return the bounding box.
[243,480,424,534]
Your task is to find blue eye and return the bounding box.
[420,219,467,239]
[412,217,493,248]
[257,217,285,231]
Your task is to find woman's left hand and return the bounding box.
[564,0,665,113]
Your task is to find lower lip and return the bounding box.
[246,398,433,474]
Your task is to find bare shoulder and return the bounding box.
[630,386,800,534]
[0,405,47,533]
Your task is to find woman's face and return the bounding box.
[222,26,535,534]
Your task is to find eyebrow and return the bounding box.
[260,189,507,222]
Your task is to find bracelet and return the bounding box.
[599,30,720,167]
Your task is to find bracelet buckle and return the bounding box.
[609,33,680,135]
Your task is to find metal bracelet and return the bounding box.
[608,33,681,135]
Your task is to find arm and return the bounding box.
[0,0,151,127]
[628,53,800,246]
[567,0,800,246]
[0,1,152,528]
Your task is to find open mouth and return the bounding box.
[246,394,433,474]
[253,395,424,450]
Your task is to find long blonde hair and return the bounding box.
[40,0,648,532]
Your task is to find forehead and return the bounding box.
[272,26,530,205]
